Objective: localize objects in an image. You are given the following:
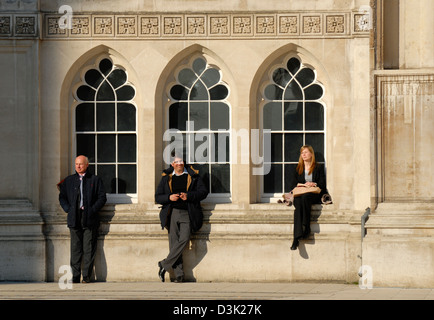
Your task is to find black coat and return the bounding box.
[289,163,327,197]
[155,165,208,233]
[59,171,107,228]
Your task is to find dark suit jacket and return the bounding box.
[59,171,107,228]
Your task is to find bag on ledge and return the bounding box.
[292,185,321,197]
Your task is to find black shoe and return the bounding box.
[158,262,166,282]
[82,277,91,283]
[174,276,184,283]
[290,239,299,250]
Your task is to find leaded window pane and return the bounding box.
[270,134,283,162]
[304,84,324,100]
[99,59,113,75]
[76,134,95,162]
[75,57,137,195]
[170,85,189,100]
[76,103,94,131]
[190,101,209,130]
[209,85,229,100]
[264,84,283,100]
[263,102,282,131]
[118,134,136,162]
[295,68,315,87]
[118,165,136,193]
[262,56,325,195]
[167,56,231,195]
[178,69,196,87]
[116,85,135,101]
[97,103,115,131]
[211,164,230,193]
[97,81,115,101]
[284,164,297,193]
[85,69,104,88]
[273,68,292,87]
[284,102,303,130]
[284,133,303,162]
[169,102,188,130]
[107,69,127,89]
[283,81,303,100]
[305,133,325,162]
[264,164,282,193]
[117,103,136,131]
[192,57,206,74]
[97,134,116,163]
[77,85,96,101]
[98,164,116,193]
[287,57,301,75]
[191,81,208,100]
[305,103,324,130]
[210,102,229,130]
[201,68,221,87]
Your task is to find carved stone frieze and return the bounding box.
[0,11,370,39]
[0,16,12,36]
[326,15,345,34]
[94,16,114,36]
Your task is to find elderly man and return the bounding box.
[59,155,106,283]
[155,154,208,283]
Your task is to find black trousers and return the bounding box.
[69,226,99,281]
[293,193,321,240]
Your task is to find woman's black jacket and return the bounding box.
[155,165,208,233]
[289,163,328,197]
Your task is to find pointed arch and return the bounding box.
[60,45,140,203]
[250,44,332,202]
[155,45,236,202]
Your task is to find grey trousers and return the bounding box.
[160,208,191,278]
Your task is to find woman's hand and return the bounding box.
[305,182,317,187]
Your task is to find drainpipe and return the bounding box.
[358,207,371,277]
[361,207,370,239]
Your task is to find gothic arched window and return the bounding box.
[167,56,231,197]
[262,56,325,197]
[74,57,137,196]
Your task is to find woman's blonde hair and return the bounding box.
[296,145,316,175]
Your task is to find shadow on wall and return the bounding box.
[92,210,210,282]
[93,213,112,282]
[297,205,323,259]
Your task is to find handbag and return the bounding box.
[292,185,321,197]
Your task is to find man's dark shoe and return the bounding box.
[82,277,91,283]
[174,276,184,283]
[158,262,166,282]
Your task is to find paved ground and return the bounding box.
[1,281,433,300]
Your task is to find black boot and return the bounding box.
[290,239,299,250]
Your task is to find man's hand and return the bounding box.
[169,193,180,201]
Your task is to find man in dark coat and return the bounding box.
[155,154,208,283]
[59,155,106,283]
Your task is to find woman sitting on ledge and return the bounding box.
[289,145,327,251]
